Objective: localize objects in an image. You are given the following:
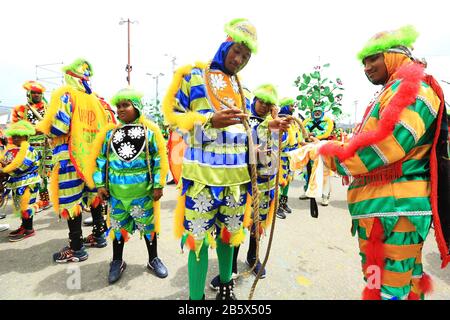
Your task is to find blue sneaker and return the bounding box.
[108,260,127,284]
[246,257,266,279]
[53,246,88,263]
[83,233,107,248]
[147,257,168,278]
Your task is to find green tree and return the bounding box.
[294,63,344,118]
[143,100,169,138]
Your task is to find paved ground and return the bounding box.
[1,176,449,300]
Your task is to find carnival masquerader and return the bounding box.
[11,81,52,212]
[36,58,110,263]
[87,88,169,284]
[0,121,41,241]
[319,25,450,300]
[209,84,291,290]
[277,98,303,218]
[302,106,334,205]
[164,19,291,300]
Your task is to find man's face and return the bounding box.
[313,110,323,119]
[116,100,139,124]
[30,91,42,104]
[363,53,388,85]
[254,98,273,117]
[224,43,252,75]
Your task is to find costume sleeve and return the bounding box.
[148,130,163,189]
[316,117,334,140]
[11,106,23,123]
[47,92,73,138]
[93,131,109,189]
[333,86,440,176]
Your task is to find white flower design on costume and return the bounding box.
[118,142,136,159]
[225,215,242,232]
[135,221,146,231]
[210,73,227,92]
[113,129,126,144]
[129,126,145,140]
[192,194,213,213]
[189,218,208,239]
[130,205,145,219]
[110,218,121,230]
[230,76,239,93]
[249,118,260,128]
[225,195,240,209]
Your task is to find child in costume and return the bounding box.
[11,81,52,212]
[36,58,110,263]
[277,98,303,218]
[302,106,334,205]
[88,88,169,284]
[0,121,41,241]
[209,84,287,289]
[319,25,450,300]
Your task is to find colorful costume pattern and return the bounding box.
[36,60,109,219]
[1,140,41,219]
[92,117,168,242]
[319,25,449,299]
[12,81,52,207]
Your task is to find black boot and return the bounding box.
[216,280,237,300]
[279,195,292,214]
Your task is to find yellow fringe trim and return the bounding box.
[85,123,116,189]
[174,191,186,239]
[230,228,246,247]
[315,116,334,140]
[206,232,216,249]
[50,162,60,214]
[262,198,276,229]
[35,86,73,135]
[139,116,169,187]
[153,200,161,234]
[287,125,296,146]
[19,187,31,212]
[162,62,208,132]
[243,192,252,228]
[2,141,29,173]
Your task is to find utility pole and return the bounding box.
[119,18,138,85]
[164,54,177,73]
[353,100,358,127]
[146,73,164,105]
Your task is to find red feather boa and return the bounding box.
[319,63,424,161]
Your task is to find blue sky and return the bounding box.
[1,0,449,124]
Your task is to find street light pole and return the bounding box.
[353,100,358,127]
[164,54,177,73]
[146,72,164,105]
[119,18,138,85]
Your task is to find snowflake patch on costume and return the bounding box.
[111,124,146,162]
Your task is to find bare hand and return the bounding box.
[211,108,248,128]
[153,188,163,201]
[97,187,110,201]
[269,117,293,132]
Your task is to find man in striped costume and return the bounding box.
[164,19,290,300]
[319,25,450,300]
[36,58,109,263]
[11,81,52,212]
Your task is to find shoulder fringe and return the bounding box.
[162,62,208,132]
[85,123,117,189]
[2,141,30,173]
[35,85,74,135]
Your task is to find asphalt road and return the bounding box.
[1,176,449,300]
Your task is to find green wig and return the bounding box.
[279,97,295,107]
[357,25,419,62]
[5,120,36,137]
[224,18,258,54]
[111,87,144,114]
[253,84,278,105]
[62,58,94,78]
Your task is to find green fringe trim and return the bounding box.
[253,83,278,105]
[280,97,295,107]
[357,25,419,62]
[5,120,35,137]
[224,18,258,54]
[62,58,94,77]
